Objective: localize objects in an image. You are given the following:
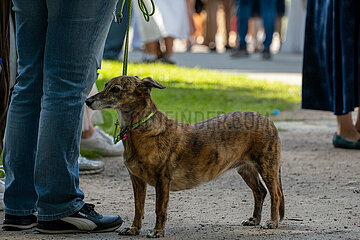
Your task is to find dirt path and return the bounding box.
[1,108,360,239]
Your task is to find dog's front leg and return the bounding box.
[119,173,147,236]
[147,175,170,238]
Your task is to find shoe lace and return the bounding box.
[82,203,101,218]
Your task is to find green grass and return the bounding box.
[0,61,301,163]
[94,61,301,134]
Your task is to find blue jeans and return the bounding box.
[103,0,128,59]
[236,0,277,50]
[3,0,118,221]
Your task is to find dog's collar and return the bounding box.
[113,111,156,143]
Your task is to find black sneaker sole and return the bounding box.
[2,222,38,231]
[36,216,123,234]
[79,167,104,175]
[35,224,121,234]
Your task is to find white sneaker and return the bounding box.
[80,126,124,156]
[78,155,104,175]
[0,166,5,211]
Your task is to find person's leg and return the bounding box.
[144,41,162,60]
[247,17,255,43]
[223,0,234,47]
[204,0,218,50]
[82,84,98,139]
[35,0,117,221]
[164,37,174,58]
[3,0,47,216]
[186,0,196,37]
[236,0,252,49]
[336,1,360,142]
[274,16,282,49]
[82,125,95,139]
[103,0,128,60]
[161,37,175,64]
[336,113,360,142]
[79,111,104,175]
[231,0,251,57]
[259,0,277,51]
[274,0,285,46]
[355,109,360,132]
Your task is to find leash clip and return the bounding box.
[113,120,120,143]
[114,125,130,144]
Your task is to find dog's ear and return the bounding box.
[140,77,166,90]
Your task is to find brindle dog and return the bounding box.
[86,76,285,238]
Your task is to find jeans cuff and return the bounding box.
[5,208,37,216]
[37,200,85,221]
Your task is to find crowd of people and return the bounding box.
[0,0,359,236]
[103,0,305,63]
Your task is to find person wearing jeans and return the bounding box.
[232,0,277,59]
[2,0,123,233]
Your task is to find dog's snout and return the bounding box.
[85,98,94,107]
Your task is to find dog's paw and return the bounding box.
[262,220,278,229]
[147,229,165,238]
[241,217,260,226]
[119,227,140,236]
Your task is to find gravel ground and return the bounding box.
[1,109,360,239]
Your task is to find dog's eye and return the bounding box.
[110,86,121,93]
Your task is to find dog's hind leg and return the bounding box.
[257,153,283,229]
[237,162,267,226]
[119,173,147,236]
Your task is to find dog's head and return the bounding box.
[86,75,166,112]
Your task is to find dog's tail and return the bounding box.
[278,168,285,221]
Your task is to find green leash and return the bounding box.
[117,0,155,75]
[113,0,155,143]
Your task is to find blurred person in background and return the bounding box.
[134,0,189,64]
[185,0,196,51]
[246,0,262,53]
[204,0,234,52]
[189,0,206,48]
[231,0,277,59]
